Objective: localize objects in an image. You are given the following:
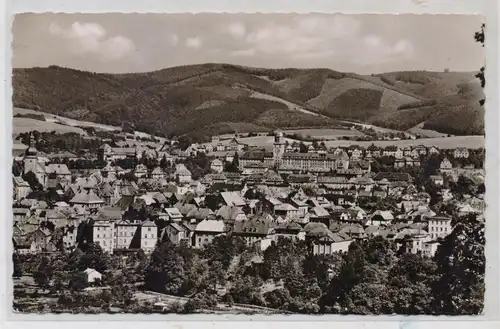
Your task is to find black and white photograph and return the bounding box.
[11,12,486,315]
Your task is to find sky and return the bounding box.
[12,13,485,74]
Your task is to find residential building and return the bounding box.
[84,268,103,283]
[453,148,470,159]
[193,219,226,248]
[13,176,31,200]
[175,164,192,184]
[428,216,453,239]
[141,220,158,253]
[210,159,224,173]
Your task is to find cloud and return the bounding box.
[354,36,415,65]
[243,15,359,58]
[185,36,202,49]
[228,22,246,39]
[230,48,256,57]
[167,33,179,47]
[48,22,134,61]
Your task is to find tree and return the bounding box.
[22,171,43,191]
[178,136,191,151]
[144,241,185,294]
[264,288,292,309]
[432,215,485,315]
[386,254,437,314]
[33,256,53,288]
[13,253,23,278]
[321,242,367,310]
[68,271,89,291]
[160,154,168,169]
[474,24,485,94]
[299,143,308,153]
[225,152,240,172]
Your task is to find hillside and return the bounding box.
[12,64,485,140]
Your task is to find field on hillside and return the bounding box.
[283,128,364,139]
[14,107,119,132]
[13,117,88,136]
[229,135,484,150]
[13,107,167,143]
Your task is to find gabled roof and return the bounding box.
[168,222,185,232]
[70,190,104,204]
[96,207,122,222]
[13,176,30,187]
[233,216,271,235]
[195,219,225,233]
[165,207,183,218]
[221,191,246,207]
[310,206,330,218]
[142,219,157,227]
[216,205,244,221]
[45,163,71,175]
[274,203,297,212]
[370,210,394,221]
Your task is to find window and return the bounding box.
[148,228,152,232]
[144,241,147,246]
[97,234,100,238]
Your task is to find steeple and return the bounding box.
[25,133,38,157]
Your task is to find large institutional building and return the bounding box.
[240,131,351,173]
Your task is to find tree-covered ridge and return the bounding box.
[13,62,484,140]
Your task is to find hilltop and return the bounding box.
[13,64,484,140]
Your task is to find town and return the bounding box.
[12,127,485,314]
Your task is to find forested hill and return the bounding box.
[13,64,484,140]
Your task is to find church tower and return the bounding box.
[24,133,38,175]
[273,130,285,168]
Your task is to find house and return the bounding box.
[453,148,470,159]
[84,268,103,284]
[422,240,440,258]
[289,198,309,218]
[164,207,184,222]
[175,164,192,184]
[440,158,453,171]
[274,203,301,219]
[141,220,158,252]
[232,216,273,248]
[13,176,31,201]
[216,205,247,222]
[306,225,353,255]
[150,167,165,180]
[414,145,427,156]
[162,222,187,245]
[429,146,440,155]
[402,230,431,254]
[13,207,30,223]
[430,175,444,186]
[70,190,105,209]
[273,221,305,241]
[92,215,116,254]
[382,146,398,157]
[220,191,246,207]
[367,210,394,226]
[210,159,224,173]
[45,164,72,181]
[427,216,453,240]
[193,219,226,248]
[403,147,412,156]
[134,164,148,178]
